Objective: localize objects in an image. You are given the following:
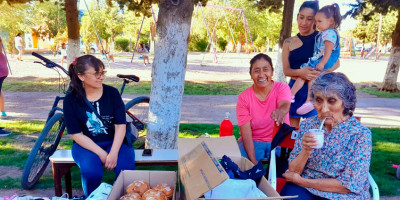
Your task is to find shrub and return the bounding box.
[115,37,130,52]
[217,38,227,51]
[188,34,209,52]
[254,36,266,52]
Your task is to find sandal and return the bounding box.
[296,101,314,115]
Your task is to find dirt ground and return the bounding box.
[1,52,399,198]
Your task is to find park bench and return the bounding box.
[49,149,179,197]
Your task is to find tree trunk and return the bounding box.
[273,50,287,83]
[381,10,400,92]
[146,0,194,149]
[65,0,80,65]
[275,0,295,83]
[278,0,295,48]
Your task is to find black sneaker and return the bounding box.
[0,129,10,137]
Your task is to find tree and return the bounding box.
[351,9,397,45]
[112,0,207,148]
[346,0,400,92]
[0,1,30,52]
[0,0,68,56]
[65,0,80,65]
[254,0,295,83]
[29,0,67,40]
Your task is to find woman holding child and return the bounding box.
[281,72,372,199]
[282,1,340,128]
[236,53,291,164]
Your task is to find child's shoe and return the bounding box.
[291,96,295,103]
[1,113,8,119]
[296,101,314,115]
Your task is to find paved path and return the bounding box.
[4,91,400,127]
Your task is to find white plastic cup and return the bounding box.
[309,129,324,149]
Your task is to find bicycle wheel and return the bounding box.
[125,96,150,134]
[21,113,65,189]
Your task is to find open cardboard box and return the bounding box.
[178,136,296,200]
[107,170,177,200]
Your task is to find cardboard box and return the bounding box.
[107,170,177,200]
[178,136,296,200]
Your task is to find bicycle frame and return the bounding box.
[46,96,65,122]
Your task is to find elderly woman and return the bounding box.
[236,53,291,165]
[281,72,372,199]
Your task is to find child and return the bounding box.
[138,44,150,66]
[291,3,341,115]
[60,43,68,67]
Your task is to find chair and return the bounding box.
[268,126,380,199]
[267,124,297,193]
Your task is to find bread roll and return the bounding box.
[119,192,141,200]
[141,189,168,200]
[126,180,150,195]
[152,183,174,198]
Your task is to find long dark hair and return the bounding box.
[318,3,342,28]
[68,55,105,102]
[299,1,319,14]
[298,1,319,30]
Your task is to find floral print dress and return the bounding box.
[289,116,372,199]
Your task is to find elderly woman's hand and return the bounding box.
[283,170,303,185]
[302,133,318,152]
[299,67,320,81]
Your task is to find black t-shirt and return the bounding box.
[63,84,126,143]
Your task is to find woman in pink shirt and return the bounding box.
[236,53,291,164]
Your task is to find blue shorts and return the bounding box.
[238,140,280,161]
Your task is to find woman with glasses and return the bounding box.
[63,55,135,197]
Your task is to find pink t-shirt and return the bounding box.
[236,82,291,142]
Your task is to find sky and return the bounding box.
[296,0,358,32]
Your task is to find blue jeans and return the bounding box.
[281,182,328,200]
[238,140,278,161]
[72,141,135,196]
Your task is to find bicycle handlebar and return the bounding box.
[32,52,69,75]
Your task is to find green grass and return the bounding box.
[358,87,400,98]
[0,122,399,196]
[369,128,400,196]
[3,80,251,95]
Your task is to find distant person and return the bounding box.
[291,3,342,116]
[14,33,23,61]
[0,37,10,136]
[59,43,68,67]
[360,47,365,58]
[377,50,382,59]
[108,42,115,62]
[137,44,150,66]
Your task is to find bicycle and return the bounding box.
[21,52,150,189]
